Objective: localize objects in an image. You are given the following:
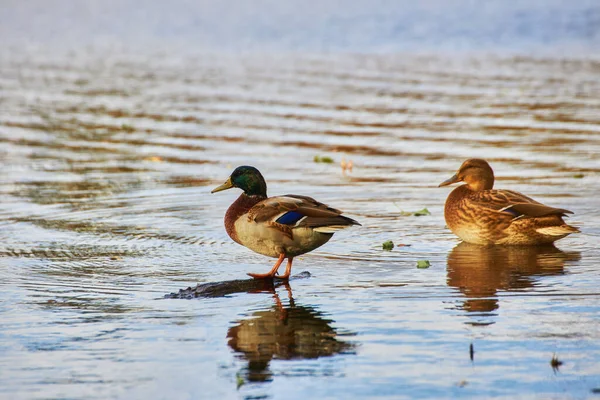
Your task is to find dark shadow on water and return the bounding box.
[447,242,581,323]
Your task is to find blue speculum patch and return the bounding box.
[501,207,521,217]
[276,211,304,225]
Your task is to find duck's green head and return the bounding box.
[211,166,268,197]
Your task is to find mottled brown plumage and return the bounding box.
[439,159,579,245]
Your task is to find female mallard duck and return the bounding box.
[211,166,360,279]
[439,159,579,245]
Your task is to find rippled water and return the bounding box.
[2,2,600,399]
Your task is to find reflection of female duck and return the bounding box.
[227,291,355,382]
[447,242,581,313]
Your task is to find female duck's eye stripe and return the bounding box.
[276,211,305,225]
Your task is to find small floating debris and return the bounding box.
[550,353,563,371]
[412,208,431,216]
[382,240,394,251]
[121,123,135,132]
[341,158,353,173]
[145,156,163,162]
[400,207,432,217]
[236,373,245,389]
[314,155,334,164]
[394,203,431,216]
[416,260,430,269]
[573,173,584,179]
[456,380,468,388]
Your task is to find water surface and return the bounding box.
[1,1,600,399]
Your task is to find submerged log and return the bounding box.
[164,271,311,299]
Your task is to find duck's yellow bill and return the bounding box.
[211,177,234,193]
[438,173,459,187]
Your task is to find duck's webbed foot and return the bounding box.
[274,257,293,280]
[247,254,285,279]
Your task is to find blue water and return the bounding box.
[1,1,600,399]
[1,0,599,53]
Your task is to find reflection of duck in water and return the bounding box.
[447,242,581,314]
[227,289,355,382]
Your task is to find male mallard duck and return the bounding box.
[438,159,579,245]
[211,166,360,279]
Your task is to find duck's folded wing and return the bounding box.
[500,203,573,218]
[472,190,573,219]
[249,195,360,233]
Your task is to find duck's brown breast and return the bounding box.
[225,194,263,244]
[444,185,472,231]
[444,185,507,244]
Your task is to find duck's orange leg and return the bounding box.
[275,257,293,280]
[247,254,285,279]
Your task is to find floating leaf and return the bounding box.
[121,123,135,132]
[573,173,584,179]
[382,240,394,251]
[314,155,334,163]
[416,260,430,269]
[236,373,245,389]
[413,208,431,216]
[393,202,431,216]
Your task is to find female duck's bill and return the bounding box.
[212,166,360,279]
